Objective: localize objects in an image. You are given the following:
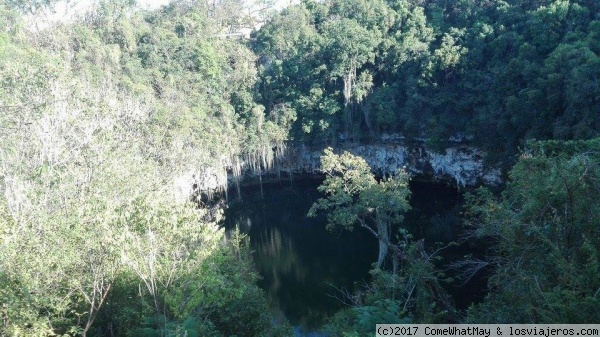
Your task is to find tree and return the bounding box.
[0,4,290,334]
[464,139,600,323]
[310,148,454,330]
[308,147,410,269]
[5,0,60,15]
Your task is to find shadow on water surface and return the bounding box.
[222,178,488,335]
[223,180,377,334]
[403,181,489,310]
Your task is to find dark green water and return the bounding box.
[222,178,486,334]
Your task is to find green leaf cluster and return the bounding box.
[0,2,291,336]
[255,0,600,164]
[465,138,600,323]
[310,149,453,335]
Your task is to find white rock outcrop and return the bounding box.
[189,139,502,196]
[284,144,501,187]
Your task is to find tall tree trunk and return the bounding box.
[376,220,389,268]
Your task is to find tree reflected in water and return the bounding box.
[223,181,377,331]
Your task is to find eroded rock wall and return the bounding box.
[270,144,501,187]
[178,138,502,199]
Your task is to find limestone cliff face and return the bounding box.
[183,138,502,198]
[268,143,501,187]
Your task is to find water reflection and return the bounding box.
[222,181,377,331]
[222,179,484,332]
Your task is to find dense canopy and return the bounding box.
[254,0,600,165]
[1,0,600,335]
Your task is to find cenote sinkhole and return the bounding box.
[221,178,488,335]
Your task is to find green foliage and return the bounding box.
[0,2,289,336]
[309,148,411,267]
[326,245,453,335]
[5,0,60,15]
[309,147,410,230]
[311,149,453,333]
[4,0,600,332]
[353,300,411,330]
[465,139,600,323]
[328,299,411,337]
[255,0,600,163]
